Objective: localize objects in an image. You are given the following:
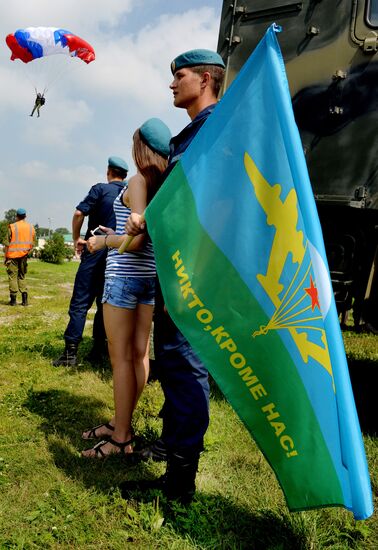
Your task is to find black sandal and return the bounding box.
[82,422,114,440]
[82,437,134,459]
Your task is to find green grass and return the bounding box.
[0,258,377,549]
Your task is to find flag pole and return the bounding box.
[118,212,145,254]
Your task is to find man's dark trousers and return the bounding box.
[153,299,210,456]
[64,247,107,345]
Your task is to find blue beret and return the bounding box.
[171,49,225,74]
[108,156,129,172]
[139,118,172,158]
[16,208,26,215]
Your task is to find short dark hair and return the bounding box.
[190,65,225,97]
[17,213,26,220]
[108,166,127,180]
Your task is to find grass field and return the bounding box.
[0,258,377,549]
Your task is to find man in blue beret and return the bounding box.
[53,156,128,367]
[124,49,225,504]
[4,208,35,306]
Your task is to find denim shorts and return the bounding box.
[102,276,155,309]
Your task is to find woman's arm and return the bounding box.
[87,234,126,253]
[126,173,147,213]
[121,174,148,251]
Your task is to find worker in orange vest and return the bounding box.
[3,208,35,306]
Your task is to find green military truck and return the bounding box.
[217,0,378,331]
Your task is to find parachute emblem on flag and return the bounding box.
[245,152,333,380]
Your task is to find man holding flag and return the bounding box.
[124,25,373,520]
[124,49,226,503]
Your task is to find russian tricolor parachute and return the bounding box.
[6,27,95,64]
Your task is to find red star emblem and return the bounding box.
[304,275,320,311]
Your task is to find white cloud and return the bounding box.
[77,8,219,103]
[0,66,31,109]
[23,99,93,148]
[8,162,104,228]
[0,1,222,229]
[19,160,48,178]
[2,0,135,34]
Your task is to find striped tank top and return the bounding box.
[105,188,155,278]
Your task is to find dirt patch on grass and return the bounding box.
[0,311,23,324]
[59,282,74,292]
[41,311,63,322]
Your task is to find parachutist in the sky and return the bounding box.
[30,92,46,117]
[6,28,95,118]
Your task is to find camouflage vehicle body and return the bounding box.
[217,0,378,328]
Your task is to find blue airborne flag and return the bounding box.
[145,24,373,519]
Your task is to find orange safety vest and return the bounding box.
[6,220,35,259]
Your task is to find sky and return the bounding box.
[0,0,223,231]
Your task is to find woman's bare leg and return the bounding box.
[133,303,154,406]
[82,303,135,457]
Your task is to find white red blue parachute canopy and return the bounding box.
[6,27,95,64]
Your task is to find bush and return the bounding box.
[40,233,67,264]
[64,244,75,261]
[0,219,9,244]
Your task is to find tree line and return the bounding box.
[0,209,70,242]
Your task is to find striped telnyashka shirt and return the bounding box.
[105,189,155,278]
